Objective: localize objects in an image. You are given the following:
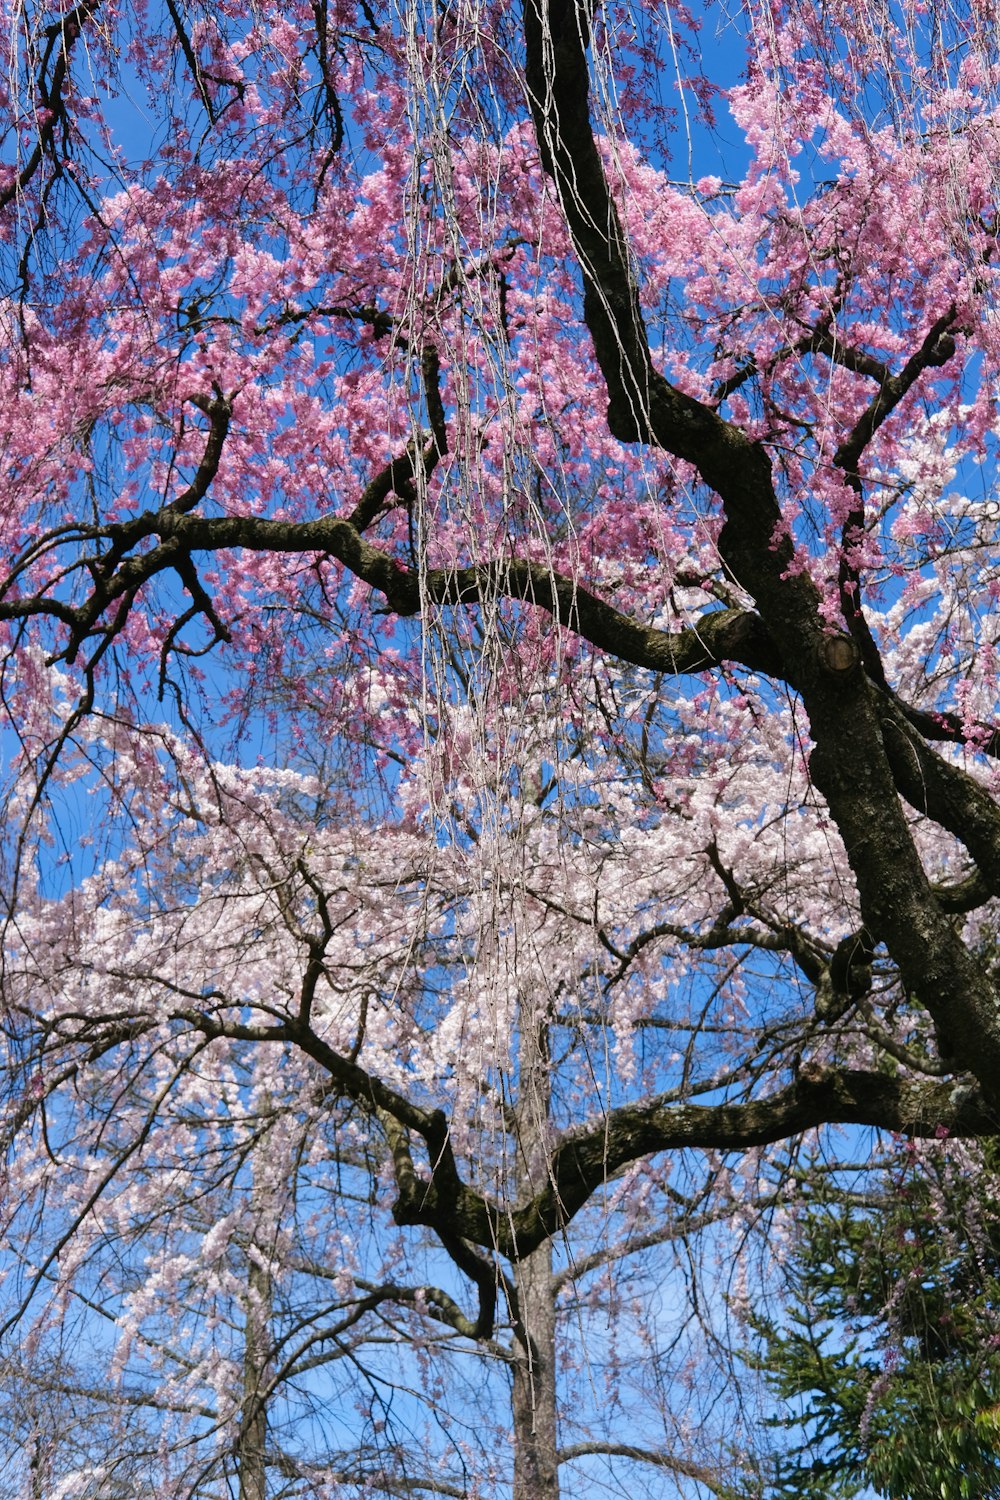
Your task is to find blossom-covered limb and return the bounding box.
[520,0,1000,1102]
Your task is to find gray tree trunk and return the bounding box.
[238,1166,274,1500]
[511,1007,559,1500]
[512,1240,559,1500]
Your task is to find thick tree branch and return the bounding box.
[0,501,787,680]
[878,697,1000,898]
[385,1067,997,1260]
[893,694,1000,761]
[180,1008,996,1261]
[931,868,993,914]
[505,1070,995,1256]
[519,0,1000,1104]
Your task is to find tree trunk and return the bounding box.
[238,1163,274,1500]
[512,1240,559,1500]
[511,1008,559,1500]
[238,1242,270,1500]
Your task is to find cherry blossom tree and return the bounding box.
[1,0,1000,1494]
[4,736,769,1496]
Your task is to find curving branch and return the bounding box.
[831,307,960,682]
[517,0,1000,1105]
[0,0,101,212]
[167,997,996,1267]
[879,697,1000,898]
[559,1441,730,1493]
[0,502,787,680]
[832,308,959,485]
[389,1063,996,1260]
[895,695,1000,761]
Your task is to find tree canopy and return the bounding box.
[1,0,1000,1493]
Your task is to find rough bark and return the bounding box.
[512,1242,560,1500]
[511,1006,560,1500]
[517,0,1000,1103]
[238,1178,273,1500]
[181,1007,998,1262]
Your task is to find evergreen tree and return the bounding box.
[744,1145,1000,1500]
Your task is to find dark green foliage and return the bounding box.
[741,1143,1000,1500]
